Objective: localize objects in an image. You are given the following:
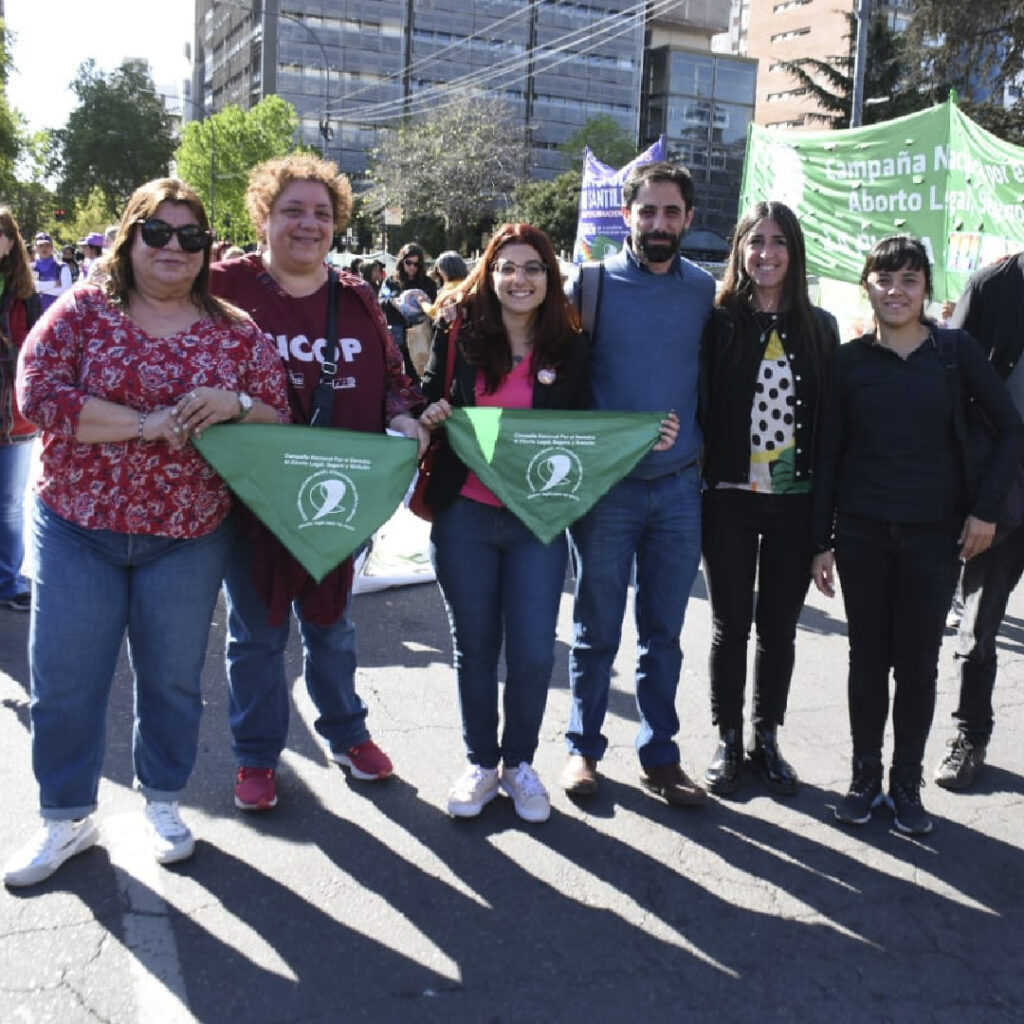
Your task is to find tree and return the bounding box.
[53,59,176,212]
[506,172,580,255]
[366,93,524,252]
[779,14,926,128]
[0,18,24,197]
[558,113,636,173]
[175,96,302,241]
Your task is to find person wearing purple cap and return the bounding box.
[31,233,72,311]
[81,233,105,278]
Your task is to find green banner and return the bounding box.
[194,424,418,582]
[444,408,663,543]
[740,99,1024,301]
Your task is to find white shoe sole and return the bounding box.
[4,818,100,887]
[447,787,498,818]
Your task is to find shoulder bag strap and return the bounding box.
[309,269,340,428]
[443,316,460,399]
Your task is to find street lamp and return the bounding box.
[850,0,870,128]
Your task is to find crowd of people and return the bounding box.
[2,153,1023,891]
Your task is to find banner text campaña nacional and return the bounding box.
[739,99,1024,301]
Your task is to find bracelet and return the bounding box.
[138,411,148,442]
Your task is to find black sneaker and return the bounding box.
[888,770,932,835]
[933,734,987,792]
[835,758,884,825]
[1,593,30,612]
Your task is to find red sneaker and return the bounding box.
[332,740,393,781]
[234,767,278,811]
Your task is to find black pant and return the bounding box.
[953,521,1024,742]
[702,489,813,731]
[835,514,961,769]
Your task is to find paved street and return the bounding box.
[2,563,1023,1024]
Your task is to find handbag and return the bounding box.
[308,269,339,427]
[408,318,459,522]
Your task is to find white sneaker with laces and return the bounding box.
[143,801,195,865]
[500,762,551,823]
[447,765,500,818]
[3,817,99,888]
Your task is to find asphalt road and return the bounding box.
[2,563,1023,1024]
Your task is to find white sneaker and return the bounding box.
[500,763,551,823]
[4,817,99,887]
[447,765,500,818]
[143,802,195,865]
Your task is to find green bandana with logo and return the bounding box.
[194,424,419,581]
[443,408,664,543]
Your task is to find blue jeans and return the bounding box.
[0,441,32,599]
[567,464,703,768]
[29,498,231,819]
[223,523,368,768]
[431,497,568,768]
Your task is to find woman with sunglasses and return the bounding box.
[380,242,438,383]
[4,178,289,888]
[699,201,838,798]
[0,207,41,613]
[418,223,590,823]
[209,154,426,815]
[811,235,1022,834]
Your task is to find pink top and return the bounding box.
[459,357,534,507]
[17,286,290,538]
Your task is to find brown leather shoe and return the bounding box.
[560,754,599,796]
[640,762,709,807]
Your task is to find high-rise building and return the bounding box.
[193,0,730,183]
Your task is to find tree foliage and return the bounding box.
[53,59,176,212]
[778,13,926,128]
[366,93,524,252]
[558,113,636,172]
[175,96,302,241]
[0,18,23,197]
[507,171,580,255]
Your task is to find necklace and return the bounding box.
[755,310,785,347]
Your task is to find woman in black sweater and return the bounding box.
[811,235,1023,834]
[700,201,838,798]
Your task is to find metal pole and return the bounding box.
[850,0,870,128]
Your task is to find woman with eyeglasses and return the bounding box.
[4,178,289,888]
[0,207,42,614]
[418,223,590,823]
[380,242,438,383]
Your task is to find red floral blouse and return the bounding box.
[17,286,290,538]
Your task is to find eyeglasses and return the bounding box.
[402,257,421,267]
[492,259,546,279]
[135,218,211,254]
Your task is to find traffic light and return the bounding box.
[54,209,66,222]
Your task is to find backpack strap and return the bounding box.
[934,327,976,498]
[578,261,604,341]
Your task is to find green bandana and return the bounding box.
[194,424,418,581]
[443,408,663,543]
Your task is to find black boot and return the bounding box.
[888,765,932,835]
[704,727,744,795]
[746,726,799,795]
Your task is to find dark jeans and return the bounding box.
[702,489,813,731]
[835,513,961,769]
[953,521,1024,742]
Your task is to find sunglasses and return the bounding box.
[403,257,421,267]
[135,218,211,253]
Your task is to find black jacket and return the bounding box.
[420,319,591,510]
[700,304,839,488]
[950,253,1024,378]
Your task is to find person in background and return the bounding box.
[561,160,714,807]
[700,201,839,797]
[0,207,42,612]
[423,251,469,319]
[380,242,438,381]
[811,235,1022,835]
[81,232,105,278]
[31,232,72,312]
[418,223,590,823]
[210,154,427,814]
[933,252,1024,791]
[60,245,80,285]
[3,178,290,888]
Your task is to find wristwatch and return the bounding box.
[234,392,254,422]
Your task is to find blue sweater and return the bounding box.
[571,244,715,479]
